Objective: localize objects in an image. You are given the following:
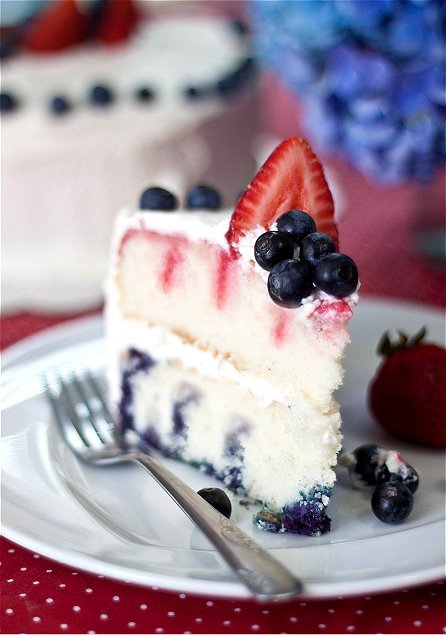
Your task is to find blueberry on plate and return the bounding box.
[275,210,317,245]
[89,83,115,106]
[139,187,178,211]
[377,454,420,493]
[186,184,221,210]
[314,253,358,298]
[371,481,413,524]
[197,487,232,519]
[183,85,207,100]
[254,231,295,271]
[339,443,384,487]
[300,232,336,267]
[267,259,313,308]
[50,95,72,115]
[0,92,18,113]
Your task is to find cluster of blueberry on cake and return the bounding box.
[106,137,359,536]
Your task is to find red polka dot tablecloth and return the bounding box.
[1,157,445,633]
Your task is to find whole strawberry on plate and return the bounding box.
[368,327,446,448]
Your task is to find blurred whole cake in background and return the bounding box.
[1,0,258,312]
[249,0,445,185]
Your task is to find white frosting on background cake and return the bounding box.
[1,16,257,312]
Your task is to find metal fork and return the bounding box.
[44,369,303,602]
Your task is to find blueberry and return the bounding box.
[267,259,313,308]
[50,95,72,115]
[139,187,178,211]
[0,92,18,113]
[340,443,383,487]
[371,481,414,524]
[275,210,317,245]
[197,487,232,519]
[183,86,207,100]
[377,458,420,494]
[186,184,221,210]
[314,253,358,298]
[89,84,114,106]
[254,231,295,271]
[135,86,156,102]
[300,232,336,267]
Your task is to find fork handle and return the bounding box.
[130,452,302,601]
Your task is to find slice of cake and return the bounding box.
[105,137,359,536]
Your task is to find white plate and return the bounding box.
[2,298,445,599]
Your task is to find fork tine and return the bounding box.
[70,373,117,446]
[84,371,120,442]
[44,375,90,451]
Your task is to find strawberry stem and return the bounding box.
[377,326,427,357]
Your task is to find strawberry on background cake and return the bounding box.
[1,0,257,312]
[105,137,359,536]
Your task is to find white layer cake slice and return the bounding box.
[106,138,359,535]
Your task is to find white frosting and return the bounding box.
[2,15,257,312]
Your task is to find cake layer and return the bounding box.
[119,346,338,535]
[111,213,354,414]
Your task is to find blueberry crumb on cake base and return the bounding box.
[106,139,359,536]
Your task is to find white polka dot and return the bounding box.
[347,626,355,632]
[234,607,242,612]
[5,609,14,615]
[152,585,159,590]
[168,611,175,617]
[384,617,392,622]
[195,618,203,623]
[155,629,164,633]
[112,595,120,602]
[179,593,186,599]
[251,625,260,631]
[318,624,326,629]
[71,572,78,576]
[300,602,307,606]
[8,549,15,553]
[337,596,344,600]
[33,553,40,559]
[128,622,136,628]
[422,604,429,609]
[356,610,363,615]
[414,621,422,627]
[442,627,446,634]
[430,592,437,596]
[59,584,66,588]
[32,581,40,585]
[206,601,214,607]
[46,598,54,604]
[73,606,81,612]
[20,567,27,571]
[7,578,14,583]
[85,588,93,593]
[262,610,269,615]
[393,600,400,605]
[184,631,192,635]
[100,614,109,620]
[140,604,148,610]
[364,596,372,600]
[328,609,335,614]
[19,593,26,598]
[97,574,104,578]
[289,617,297,623]
[32,617,41,623]
[87,631,96,634]
[60,624,68,630]
[46,569,53,573]
[223,621,231,626]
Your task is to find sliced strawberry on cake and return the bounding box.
[105,138,359,536]
[24,0,90,52]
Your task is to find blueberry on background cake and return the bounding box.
[105,138,359,536]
